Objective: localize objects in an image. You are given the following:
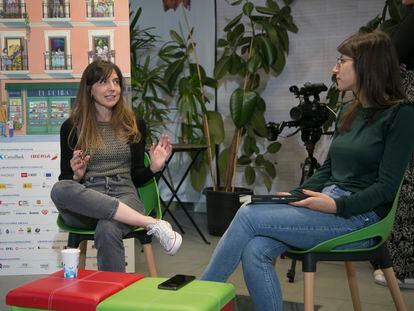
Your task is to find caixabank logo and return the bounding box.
[0,154,24,160]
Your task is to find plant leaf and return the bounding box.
[250,109,267,137]
[230,89,259,128]
[247,52,262,73]
[267,142,282,153]
[224,13,243,32]
[238,155,252,165]
[257,36,277,66]
[245,165,256,185]
[170,30,185,46]
[164,59,185,91]
[206,110,225,144]
[190,162,207,192]
[214,55,231,79]
[264,160,276,178]
[263,173,272,192]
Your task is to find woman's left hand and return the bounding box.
[148,134,173,172]
[289,189,337,213]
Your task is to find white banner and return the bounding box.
[0,141,134,275]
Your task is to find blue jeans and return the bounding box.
[201,185,380,311]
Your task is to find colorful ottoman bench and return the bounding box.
[6,269,144,311]
[96,277,236,311]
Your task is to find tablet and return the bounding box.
[239,194,308,205]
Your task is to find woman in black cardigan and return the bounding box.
[51,60,182,272]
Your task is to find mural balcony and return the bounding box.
[44,52,72,71]
[0,1,27,20]
[1,53,28,71]
[88,50,116,64]
[86,1,114,18]
[42,0,71,19]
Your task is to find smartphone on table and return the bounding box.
[158,274,196,290]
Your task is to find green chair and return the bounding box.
[284,185,407,311]
[56,153,161,277]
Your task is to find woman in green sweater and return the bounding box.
[201,30,414,311]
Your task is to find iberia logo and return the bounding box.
[30,154,58,160]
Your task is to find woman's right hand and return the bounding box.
[70,150,90,181]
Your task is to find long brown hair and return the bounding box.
[69,60,140,153]
[337,30,406,131]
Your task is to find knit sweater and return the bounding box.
[58,117,155,187]
[291,101,414,218]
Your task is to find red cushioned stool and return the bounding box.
[6,269,144,311]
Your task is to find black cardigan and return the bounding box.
[58,117,155,187]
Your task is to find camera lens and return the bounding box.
[289,106,302,121]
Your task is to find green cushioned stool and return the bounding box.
[97,277,236,311]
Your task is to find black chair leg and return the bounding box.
[287,259,297,283]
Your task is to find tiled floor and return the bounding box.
[1,208,413,310]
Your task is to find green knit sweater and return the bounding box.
[291,101,414,218]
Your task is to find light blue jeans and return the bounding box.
[201,185,381,311]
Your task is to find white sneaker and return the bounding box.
[147,220,182,255]
[373,269,414,289]
[374,269,388,286]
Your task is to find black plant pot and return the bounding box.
[203,187,253,236]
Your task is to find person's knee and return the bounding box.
[234,205,254,222]
[50,180,75,205]
[242,241,274,265]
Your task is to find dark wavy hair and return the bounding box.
[337,30,406,131]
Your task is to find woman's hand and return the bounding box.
[289,189,337,213]
[149,134,173,172]
[70,150,90,181]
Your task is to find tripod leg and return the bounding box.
[287,258,297,283]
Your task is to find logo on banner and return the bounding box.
[21,172,37,178]
[44,172,53,178]
[18,200,29,206]
[30,154,58,160]
[0,173,14,177]
[0,154,24,160]
[23,183,32,189]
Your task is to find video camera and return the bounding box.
[267,82,329,141]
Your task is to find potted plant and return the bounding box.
[129,7,172,143]
[204,0,298,235]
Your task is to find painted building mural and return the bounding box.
[0,0,133,275]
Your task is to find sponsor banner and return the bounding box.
[0,142,135,275]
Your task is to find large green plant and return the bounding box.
[130,7,171,143]
[158,10,224,192]
[215,0,298,192]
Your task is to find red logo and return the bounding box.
[41,209,49,215]
[21,172,28,177]
[30,154,58,160]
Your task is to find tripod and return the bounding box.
[286,127,321,283]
